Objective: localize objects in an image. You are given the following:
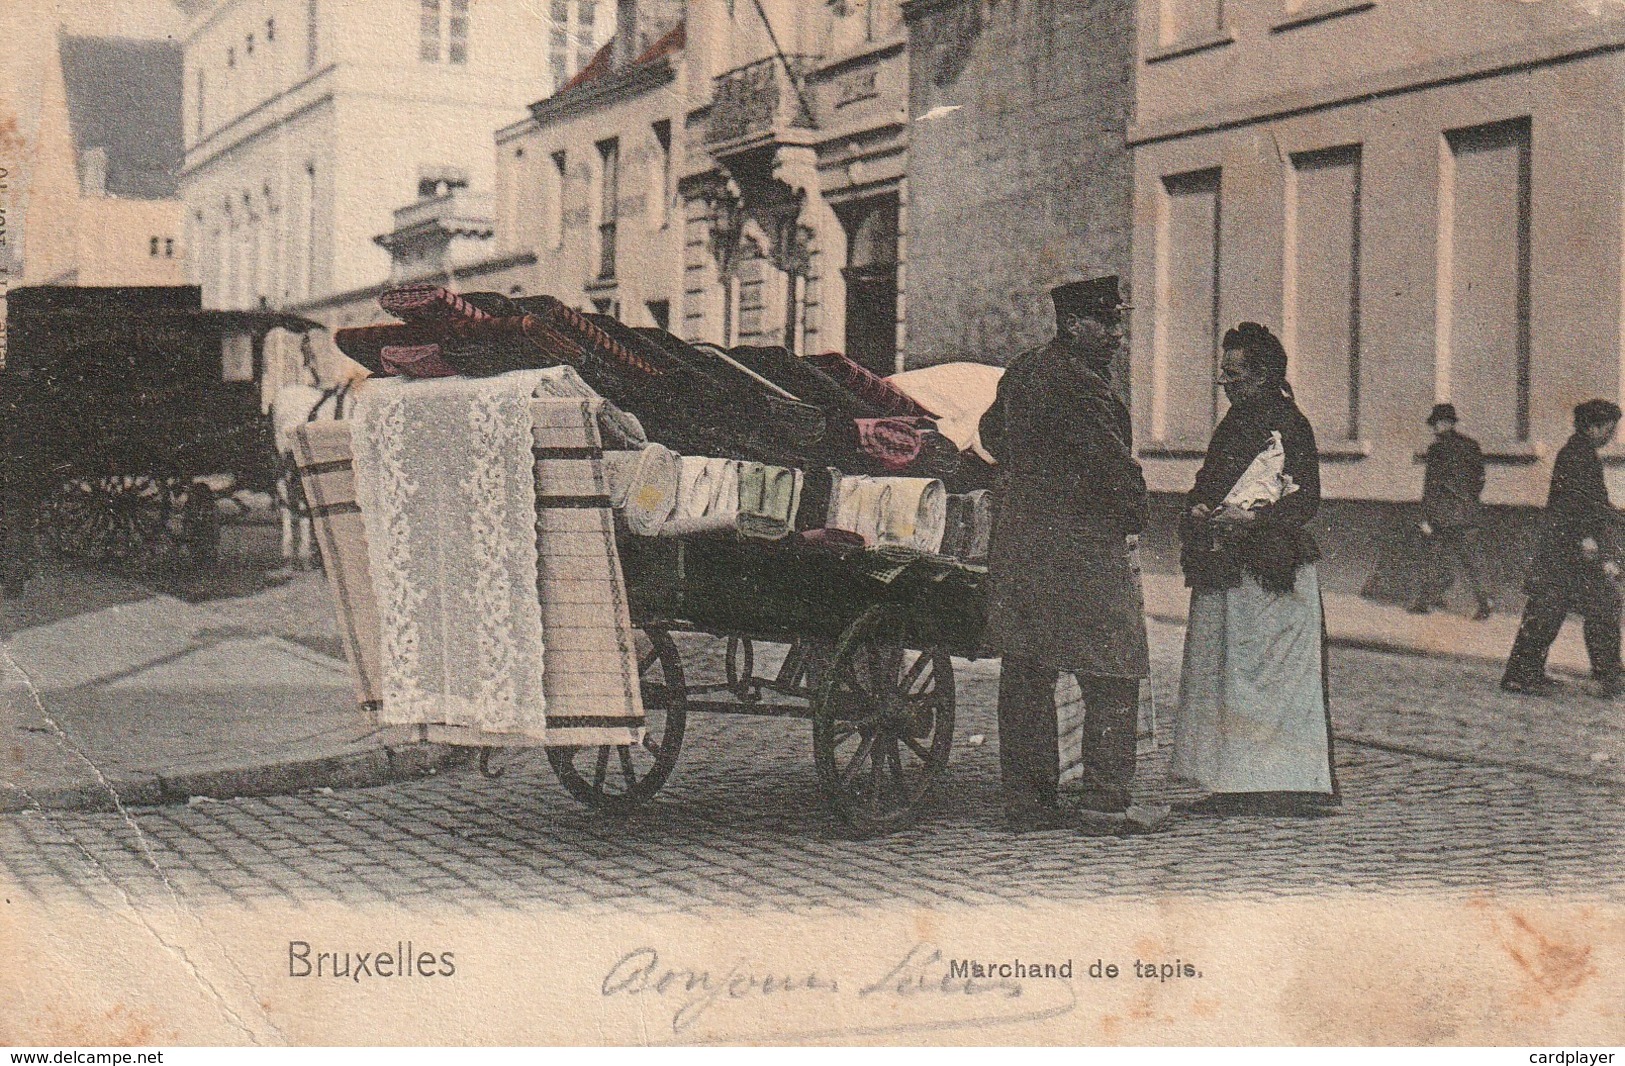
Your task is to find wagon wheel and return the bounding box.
[547,628,687,814]
[813,604,955,837]
[43,474,178,561]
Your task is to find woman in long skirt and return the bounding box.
[1171,323,1339,816]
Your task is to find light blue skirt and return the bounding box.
[1171,564,1335,794]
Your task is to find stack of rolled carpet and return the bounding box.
[333,284,999,563]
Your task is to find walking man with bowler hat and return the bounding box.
[1410,403,1493,620]
[979,276,1153,834]
[1503,399,1625,697]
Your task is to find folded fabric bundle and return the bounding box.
[906,427,963,481]
[380,284,494,325]
[515,296,671,379]
[349,371,557,742]
[807,351,939,419]
[526,397,648,749]
[737,462,803,540]
[940,489,993,563]
[333,324,443,375]
[854,417,926,472]
[380,344,459,378]
[799,527,867,551]
[290,419,383,709]
[884,362,1004,462]
[828,473,948,554]
[526,364,647,448]
[660,455,742,537]
[603,443,680,536]
[795,467,838,533]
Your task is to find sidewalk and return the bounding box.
[1140,570,1594,678]
[0,565,465,813]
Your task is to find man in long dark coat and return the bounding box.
[979,276,1151,832]
[1410,403,1493,619]
[1503,399,1624,697]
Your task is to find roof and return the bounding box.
[59,35,184,199]
[556,20,685,95]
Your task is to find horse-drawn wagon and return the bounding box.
[1,284,321,583]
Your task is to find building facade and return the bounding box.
[1129,0,1625,507]
[902,0,1136,369]
[177,0,611,317]
[18,34,188,291]
[492,0,911,372]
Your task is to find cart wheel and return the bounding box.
[43,475,177,561]
[813,604,955,837]
[547,628,687,814]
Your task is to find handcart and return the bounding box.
[540,534,986,838]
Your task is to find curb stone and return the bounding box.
[3,743,471,813]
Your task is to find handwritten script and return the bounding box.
[601,942,1075,1039]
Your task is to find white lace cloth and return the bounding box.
[350,371,556,739]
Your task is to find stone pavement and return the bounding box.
[0,564,463,813]
[2,541,1619,817]
[2,624,1619,911]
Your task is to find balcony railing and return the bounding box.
[390,190,494,234]
[705,55,820,148]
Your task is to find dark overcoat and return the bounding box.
[977,340,1150,678]
[1528,431,1618,593]
[1421,429,1486,528]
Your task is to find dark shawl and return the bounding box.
[1181,394,1321,594]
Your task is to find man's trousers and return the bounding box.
[998,656,1138,812]
[1504,563,1622,684]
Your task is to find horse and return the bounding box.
[271,374,362,568]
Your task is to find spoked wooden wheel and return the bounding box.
[43,474,177,561]
[813,604,955,837]
[547,628,687,814]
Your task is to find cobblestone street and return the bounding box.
[4,620,1620,913]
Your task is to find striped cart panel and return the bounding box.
[289,420,385,711]
[531,398,646,749]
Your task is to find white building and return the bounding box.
[176,0,612,315]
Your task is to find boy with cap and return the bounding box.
[1502,399,1624,697]
[1410,403,1493,620]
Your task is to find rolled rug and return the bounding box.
[807,351,938,419]
[380,343,460,378]
[854,417,926,472]
[603,443,679,536]
[660,455,742,537]
[729,345,883,421]
[379,284,494,324]
[333,323,443,375]
[830,473,947,554]
[737,462,803,541]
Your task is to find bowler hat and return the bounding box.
[1426,403,1459,426]
[1052,276,1130,324]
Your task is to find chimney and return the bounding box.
[615,0,638,66]
[80,146,109,197]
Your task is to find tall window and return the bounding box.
[549,150,567,249]
[651,120,672,229]
[596,138,620,279]
[1285,145,1363,442]
[550,1,599,92]
[421,0,470,63]
[1437,117,1532,442]
[307,0,319,68]
[1152,168,1223,443]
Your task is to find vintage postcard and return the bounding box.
[1,0,1621,1048]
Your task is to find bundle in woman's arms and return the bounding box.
[1220,431,1299,511]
